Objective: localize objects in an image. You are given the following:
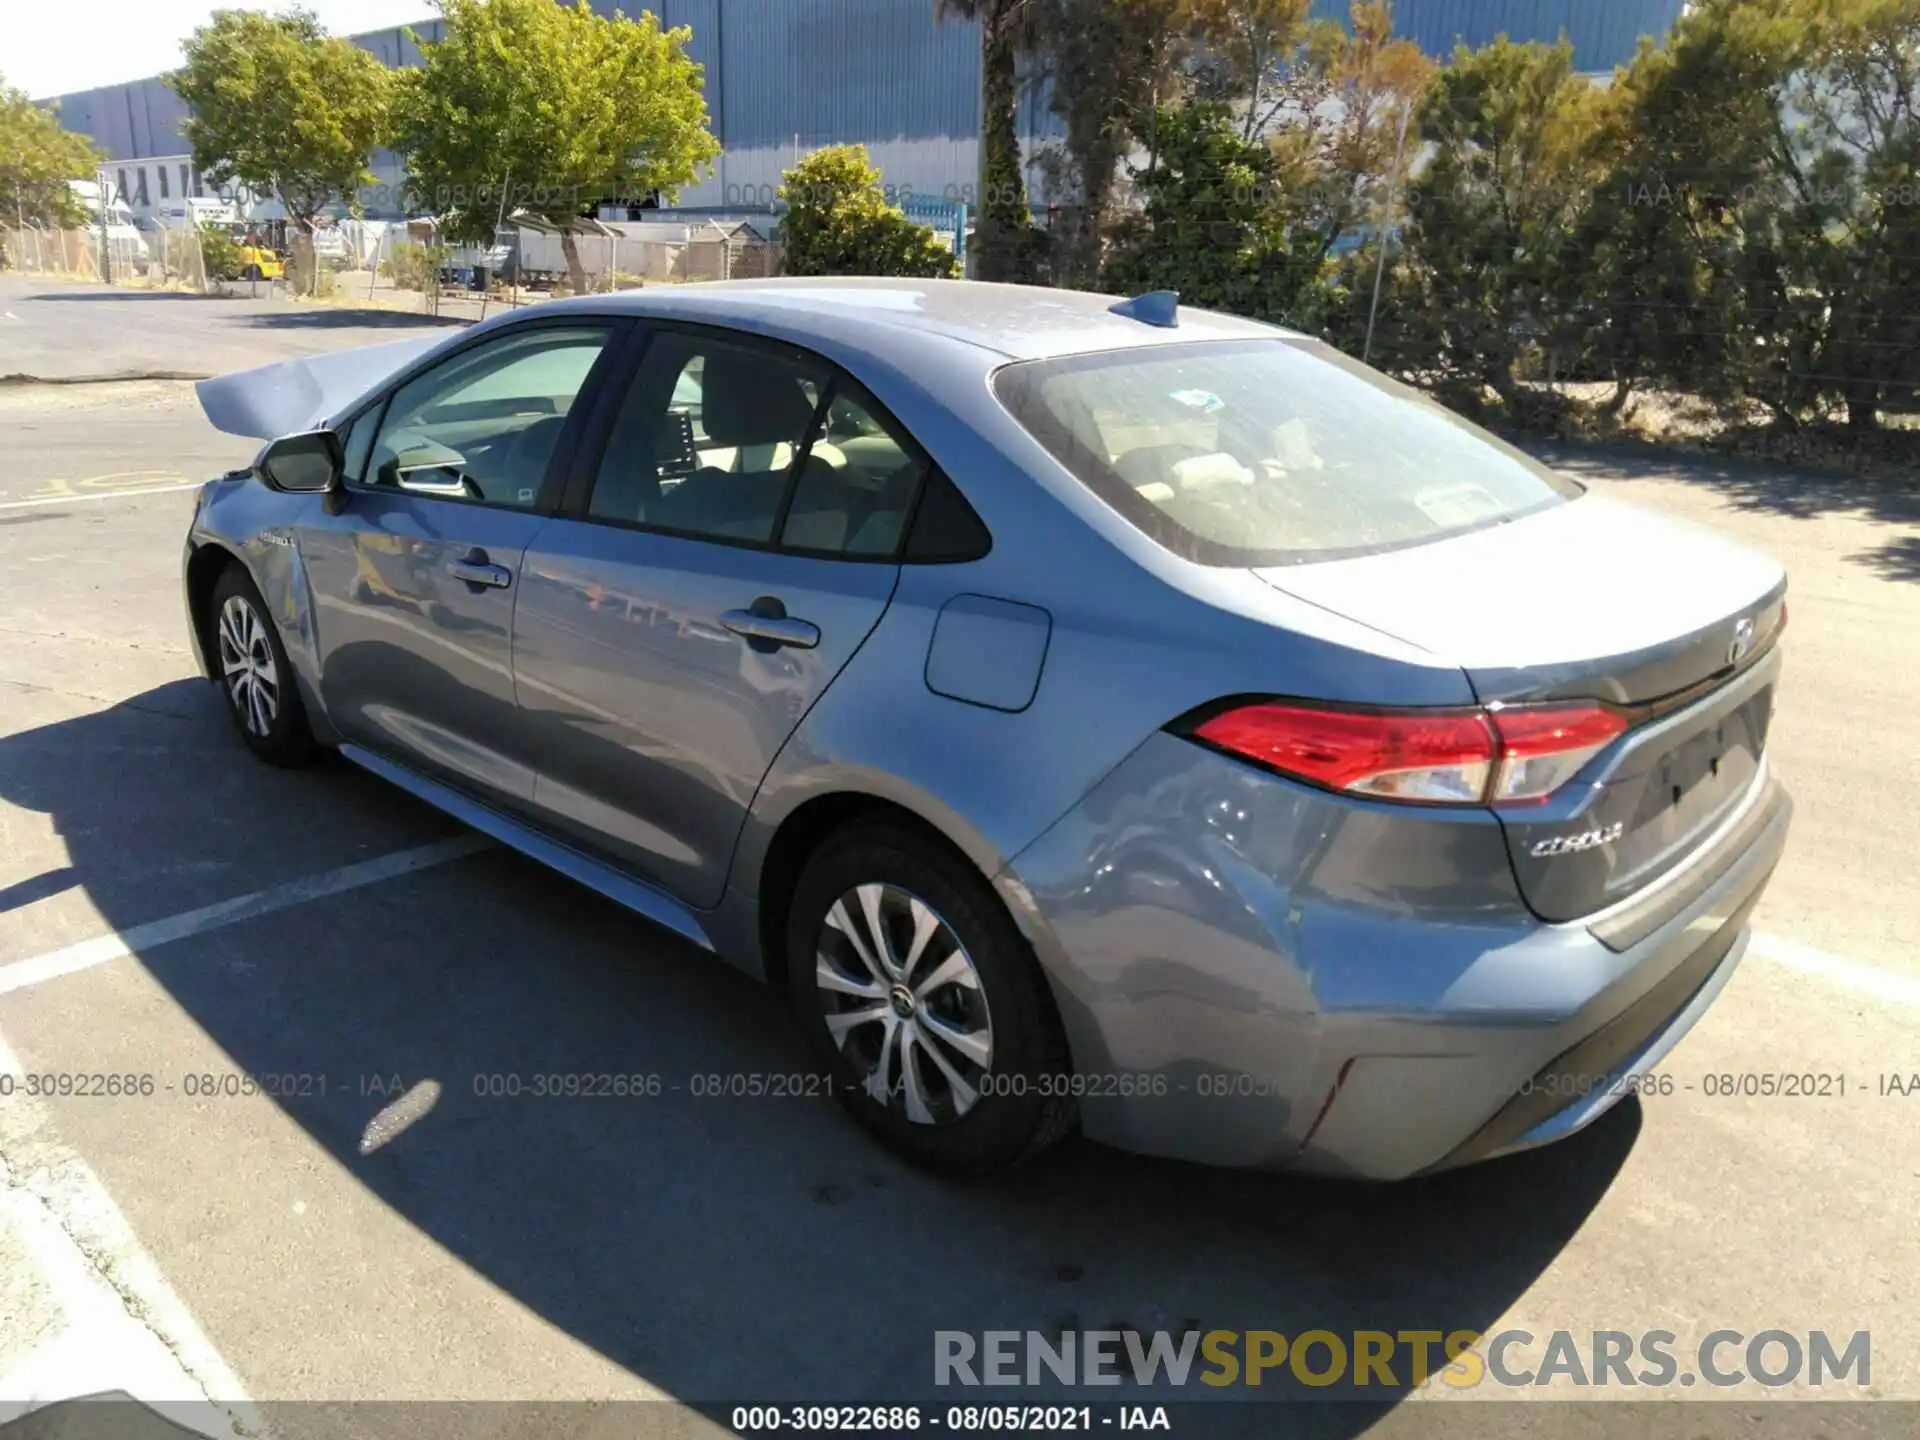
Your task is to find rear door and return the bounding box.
[510,325,928,907]
[1258,494,1787,920]
[299,321,623,806]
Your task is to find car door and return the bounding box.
[298,320,624,806]
[509,325,928,907]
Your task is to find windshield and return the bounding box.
[992,338,1583,566]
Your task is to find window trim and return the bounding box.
[560,319,949,566]
[332,315,631,517]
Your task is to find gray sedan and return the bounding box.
[183,278,1791,1178]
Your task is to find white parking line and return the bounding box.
[0,1030,263,1437]
[1750,931,1920,1007]
[0,836,490,996]
[0,483,206,511]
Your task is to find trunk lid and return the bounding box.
[1255,493,1787,921]
[196,334,451,441]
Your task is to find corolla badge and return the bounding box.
[1728,617,1756,666]
[1530,822,1625,858]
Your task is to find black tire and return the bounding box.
[208,564,319,767]
[243,263,262,281]
[786,821,1076,1177]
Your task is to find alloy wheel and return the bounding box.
[217,594,280,738]
[814,883,994,1125]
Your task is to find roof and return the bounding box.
[578,277,1298,362]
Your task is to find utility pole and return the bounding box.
[96,167,113,284]
[1363,98,1413,368]
[478,170,511,321]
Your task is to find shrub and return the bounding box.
[381,239,445,290]
[778,145,960,279]
[198,223,245,282]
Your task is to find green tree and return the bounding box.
[169,8,392,281]
[1028,0,1197,286]
[1187,0,1314,137]
[1760,0,1920,430]
[934,0,1050,282]
[1102,102,1288,313]
[0,79,104,230]
[1392,37,1613,402]
[1574,0,1920,434]
[1257,4,1431,262]
[1581,4,1812,422]
[778,145,961,278]
[392,0,719,293]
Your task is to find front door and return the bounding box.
[511,327,929,906]
[299,322,621,805]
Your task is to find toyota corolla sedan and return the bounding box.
[183,278,1790,1178]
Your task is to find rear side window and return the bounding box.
[782,384,925,557]
[586,331,828,543]
[905,470,992,562]
[992,338,1582,566]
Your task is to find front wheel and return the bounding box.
[210,565,318,766]
[786,823,1076,1176]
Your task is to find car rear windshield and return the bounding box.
[991,338,1583,566]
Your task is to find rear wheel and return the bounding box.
[786,822,1076,1176]
[210,565,318,767]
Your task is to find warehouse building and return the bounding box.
[43,0,1686,222]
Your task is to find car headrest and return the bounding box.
[505,414,568,499]
[701,353,816,449]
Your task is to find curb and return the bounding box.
[0,371,212,386]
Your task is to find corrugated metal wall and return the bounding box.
[41,0,1687,203]
[1307,0,1686,72]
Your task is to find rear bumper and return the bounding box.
[1420,781,1785,1173]
[1000,732,1791,1179]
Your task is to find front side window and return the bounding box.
[366,325,613,509]
[993,339,1582,566]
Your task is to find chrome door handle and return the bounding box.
[720,609,820,650]
[448,558,512,589]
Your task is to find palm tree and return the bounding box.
[935,0,1039,281]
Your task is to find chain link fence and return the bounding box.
[2,223,211,291]
[1,209,812,312]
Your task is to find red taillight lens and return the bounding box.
[1194,704,1497,804]
[1486,704,1628,804]
[1192,700,1627,806]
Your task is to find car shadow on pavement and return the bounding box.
[0,681,1638,1430]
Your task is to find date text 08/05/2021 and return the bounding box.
[730,1406,1165,1434]
[4,1070,1918,1102]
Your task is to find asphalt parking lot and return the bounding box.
[1,280,1917,1439]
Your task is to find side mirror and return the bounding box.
[256,429,343,494]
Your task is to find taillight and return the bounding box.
[1190,700,1627,807]
[1485,704,1628,804]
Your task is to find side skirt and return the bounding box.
[339,743,718,954]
